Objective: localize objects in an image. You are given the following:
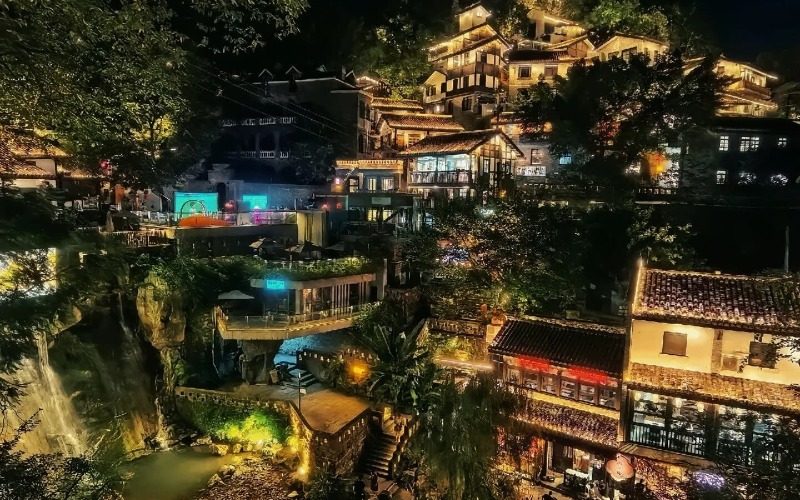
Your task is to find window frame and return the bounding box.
[661,331,688,357]
[518,66,532,79]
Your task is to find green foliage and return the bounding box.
[415,374,525,500]
[515,53,725,186]
[434,199,585,315]
[357,304,439,413]
[305,465,353,500]
[262,257,374,282]
[177,399,290,445]
[628,207,695,268]
[0,0,305,186]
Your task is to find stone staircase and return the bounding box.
[280,366,317,389]
[359,431,398,478]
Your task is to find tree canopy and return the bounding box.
[515,53,725,186]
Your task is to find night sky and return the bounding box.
[675,0,800,59]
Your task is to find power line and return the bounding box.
[186,61,353,138]
[191,80,347,146]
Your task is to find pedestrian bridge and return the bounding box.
[214,304,375,340]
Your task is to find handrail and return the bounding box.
[218,303,377,332]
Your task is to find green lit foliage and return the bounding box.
[177,399,290,445]
[415,374,524,500]
[263,257,374,282]
[515,53,725,187]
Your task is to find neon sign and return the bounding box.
[265,279,286,290]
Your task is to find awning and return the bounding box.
[217,290,255,300]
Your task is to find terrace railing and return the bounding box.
[629,422,706,457]
[409,171,472,186]
[215,302,378,340]
[133,210,297,227]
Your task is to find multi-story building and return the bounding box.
[713,57,777,117]
[423,3,510,124]
[490,317,629,493]
[621,265,800,476]
[213,70,371,170]
[400,129,523,203]
[706,116,800,188]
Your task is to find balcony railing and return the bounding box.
[133,210,297,227]
[629,422,706,457]
[215,303,377,340]
[109,229,171,249]
[409,171,472,186]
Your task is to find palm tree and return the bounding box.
[358,321,438,414]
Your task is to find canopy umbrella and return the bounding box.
[217,290,255,300]
[178,214,229,228]
[249,237,280,249]
[287,241,324,258]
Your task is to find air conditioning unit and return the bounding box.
[721,353,743,372]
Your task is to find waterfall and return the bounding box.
[117,292,169,449]
[7,334,88,456]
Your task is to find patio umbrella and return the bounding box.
[249,237,280,249]
[288,241,324,259]
[217,290,255,300]
[178,214,229,228]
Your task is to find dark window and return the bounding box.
[452,79,459,91]
[662,332,687,356]
[461,97,472,111]
[440,82,446,93]
[461,76,468,88]
[748,342,777,368]
[479,74,486,87]
[518,66,531,79]
[544,66,557,78]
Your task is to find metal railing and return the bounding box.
[132,210,297,227]
[219,303,376,332]
[629,422,706,456]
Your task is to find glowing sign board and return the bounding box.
[265,279,286,290]
[242,194,269,211]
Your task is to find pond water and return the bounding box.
[121,449,250,500]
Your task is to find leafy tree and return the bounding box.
[515,53,725,187]
[701,415,800,500]
[358,321,438,415]
[0,0,306,186]
[415,373,523,500]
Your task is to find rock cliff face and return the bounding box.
[136,274,186,350]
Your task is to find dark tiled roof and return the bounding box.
[381,113,464,132]
[633,268,800,335]
[0,127,68,158]
[400,129,523,157]
[370,98,423,112]
[628,363,800,416]
[489,317,626,376]
[507,49,564,62]
[0,142,53,178]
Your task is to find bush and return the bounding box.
[177,399,290,445]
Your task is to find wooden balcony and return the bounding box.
[628,422,706,457]
[214,303,376,341]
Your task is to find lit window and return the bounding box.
[778,137,788,148]
[279,117,295,124]
[280,151,289,159]
[739,136,760,152]
[716,170,727,185]
[770,174,788,186]
[738,172,756,185]
[241,118,256,126]
[662,332,687,356]
[530,148,543,164]
[381,177,394,191]
[367,177,377,191]
[719,135,729,151]
[518,66,531,79]
[559,154,572,165]
[264,151,276,159]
